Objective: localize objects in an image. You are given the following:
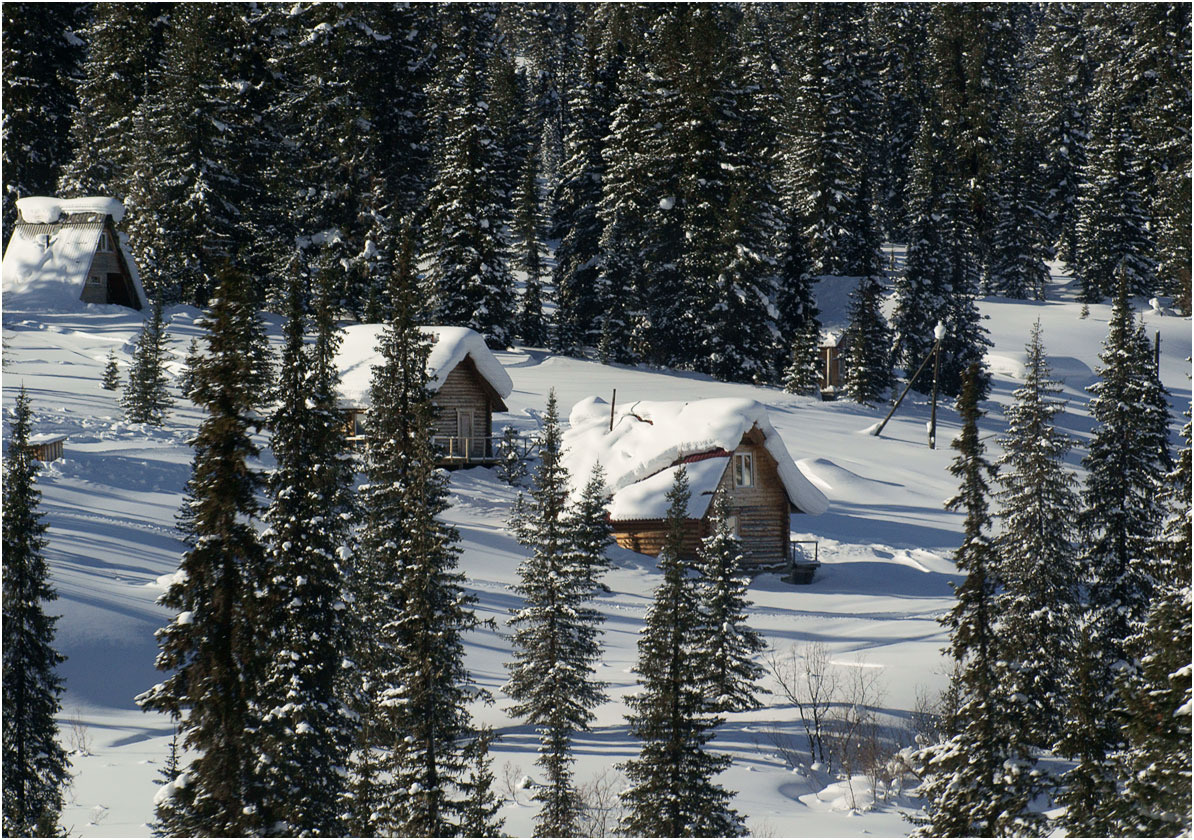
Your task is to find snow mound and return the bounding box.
[334,324,514,407]
[796,457,904,503]
[984,352,1026,380]
[562,396,828,517]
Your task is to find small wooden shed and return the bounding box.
[335,324,513,466]
[562,397,829,573]
[2,196,147,310]
[25,434,66,462]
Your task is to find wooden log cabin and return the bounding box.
[818,329,850,399]
[335,324,514,466]
[2,196,147,310]
[561,397,829,575]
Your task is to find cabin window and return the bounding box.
[733,452,754,487]
[725,513,740,537]
[98,232,114,252]
[87,274,102,286]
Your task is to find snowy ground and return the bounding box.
[2,266,1189,837]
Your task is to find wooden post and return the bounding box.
[609,388,617,432]
[1155,331,1161,370]
[871,339,940,438]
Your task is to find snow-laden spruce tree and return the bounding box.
[101,348,121,391]
[3,388,70,838]
[1113,407,1191,836]
[564,461,615,598]
[505,391,609,837]
[620,467,745,838]
[122,296,174,425]
[912,364,1045,838]
[137,266,271,836]
[1060,274,1171,831]
[513,137,549,348]
[696,492,766,714]
[355,274,483,836]
[843,275,893,406]
[986,101,1052,300]
[993,321,1081,749]
[458,726,506,838]
[255,271,358,835]
[775,211,821,390]
[1113,406,1191,827]
[423,3,514,348]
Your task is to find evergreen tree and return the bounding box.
[122,297,174,425]
[786,4,882,277]
[3,388,71,838]
[912,364,1044,838]
[1062,275,1173,832]
[126,3,271,305]
[458,727,506,838]
[424,3,514,348]
[842,275,893,406]
[149,724,182,838]
[255,272,357,835]
[512,139,549,348]
[2,2,84,239]
[986,101,1052,300]
[563,462,615,598]
[1025,3,1092,266]
[782,318,823,398]
[356,275,481,836]
[993,321,1081,748]
[101,348,121,391]
[619,467,745,838]
[178,338,201,401]
[551,15,616,355]
[1115,409,1192,836]
[58,3,170,200]
[137,267,271,836]
[505,391,609,837]
[1072,120,1156,302]
[695,492,766,715]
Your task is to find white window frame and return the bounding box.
[98,231,114,252]
[87,274,102,286]
[733,452,754,488]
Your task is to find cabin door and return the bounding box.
[456,409,475,460]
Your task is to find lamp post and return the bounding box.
[929,320,945,449]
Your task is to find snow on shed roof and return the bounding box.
[17,196,126,224]
[335,323,514,408]
[2,218,147,312]
[562,396,829,519]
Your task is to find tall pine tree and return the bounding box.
[619,467,745,838]
[121,296,174,425]
[912,364,1044,838]
[137,267,271,836]
[505,391,609,837]
[3,388,71,838]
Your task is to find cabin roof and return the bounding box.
[334,323,513,408]
[562,397,829,519]
[2,196,147,311]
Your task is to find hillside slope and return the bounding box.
[2,270,1189,837]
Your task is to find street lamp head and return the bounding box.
[933,321,946,342]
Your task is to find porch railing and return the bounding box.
[786,539,821,585]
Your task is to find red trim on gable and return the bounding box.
[679,449,731,465]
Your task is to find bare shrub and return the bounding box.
[828,660,889,810]
[68,711,93,757]
[766,643,839,771]
[577,767,625,837]
[501,761,531,807]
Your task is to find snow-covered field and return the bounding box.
[2,267,1189,837]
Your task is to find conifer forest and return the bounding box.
[1,3,1191,838]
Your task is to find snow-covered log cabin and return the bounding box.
[334,324,514,465]
[2,196,147,311]
[562,397,828,571]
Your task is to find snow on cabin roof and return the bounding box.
[334,323,514,408]
[561,396,829,520]
[16,196,126,224]
[2,218,148,312]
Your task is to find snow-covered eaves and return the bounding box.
[335,323,514,408]
[17,196,126,224]
[562,396,829,519]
